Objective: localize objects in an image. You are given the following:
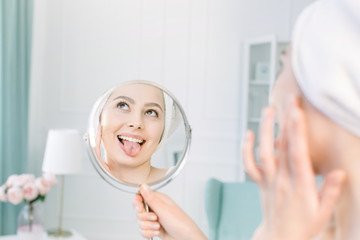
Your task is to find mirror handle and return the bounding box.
[144,202,153,240]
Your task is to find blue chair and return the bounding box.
[205,178,262,240]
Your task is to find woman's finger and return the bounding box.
[138,220,161,231]
[243,130,263,184]
[258,107,276,181]
[133,194,145,213]
[317,170,346,226]
[137,212,158,222]
[288,99,314,185]
[95,125,102,158]
[277,105,290,176]
[140,229,160,239]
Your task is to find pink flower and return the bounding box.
[35,173,56,195]
[7,174,35,188]
[19,174,36,185]
[7,186,23,205]
[2,173,56,205]
[35,178,50,195]
[23,182,39,201]
[42,173,57,187]
[6,174,19,187]
[0,185,7,202]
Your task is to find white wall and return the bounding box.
[28,0,313,239]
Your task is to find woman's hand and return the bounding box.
[243,97,346,240]
[133,184,207,240]
[93,125,103,161]
[92,125,111,171]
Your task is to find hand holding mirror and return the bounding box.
[85,80,191,193]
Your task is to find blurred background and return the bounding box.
[1,0,313,239]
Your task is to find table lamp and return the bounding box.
[42,129,83,238]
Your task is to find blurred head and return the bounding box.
[270,0,360,174]
[100,83,165,169]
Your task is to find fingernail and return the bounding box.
[152,223,160,229]
[148,215,157,221]
[153,231,160,236]
[141,184,150,196]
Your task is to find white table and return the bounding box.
[0,229,87,240]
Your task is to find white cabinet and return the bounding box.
[241,36,288,164]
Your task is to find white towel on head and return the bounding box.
[292,0,360,138]
[157,92,182,150]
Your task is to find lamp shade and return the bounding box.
[42,129,83,175]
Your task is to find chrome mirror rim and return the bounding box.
[84,80,191,193]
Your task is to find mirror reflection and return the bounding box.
[87,81,188,187]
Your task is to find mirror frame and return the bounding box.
[84,80,192,193]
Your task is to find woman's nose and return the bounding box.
[128,122,142,129]
[127,115,143,129]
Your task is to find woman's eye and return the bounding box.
[145,110,158,117]
[117,102,129,110]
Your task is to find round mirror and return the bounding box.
[85,80,191,193]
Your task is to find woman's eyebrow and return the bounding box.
[145,102,163,112]
[112,96,135,104]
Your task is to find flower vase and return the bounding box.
[17,202,45,240]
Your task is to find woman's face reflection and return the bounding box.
[99,83,166,183]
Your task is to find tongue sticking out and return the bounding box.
[123,140,141,156]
